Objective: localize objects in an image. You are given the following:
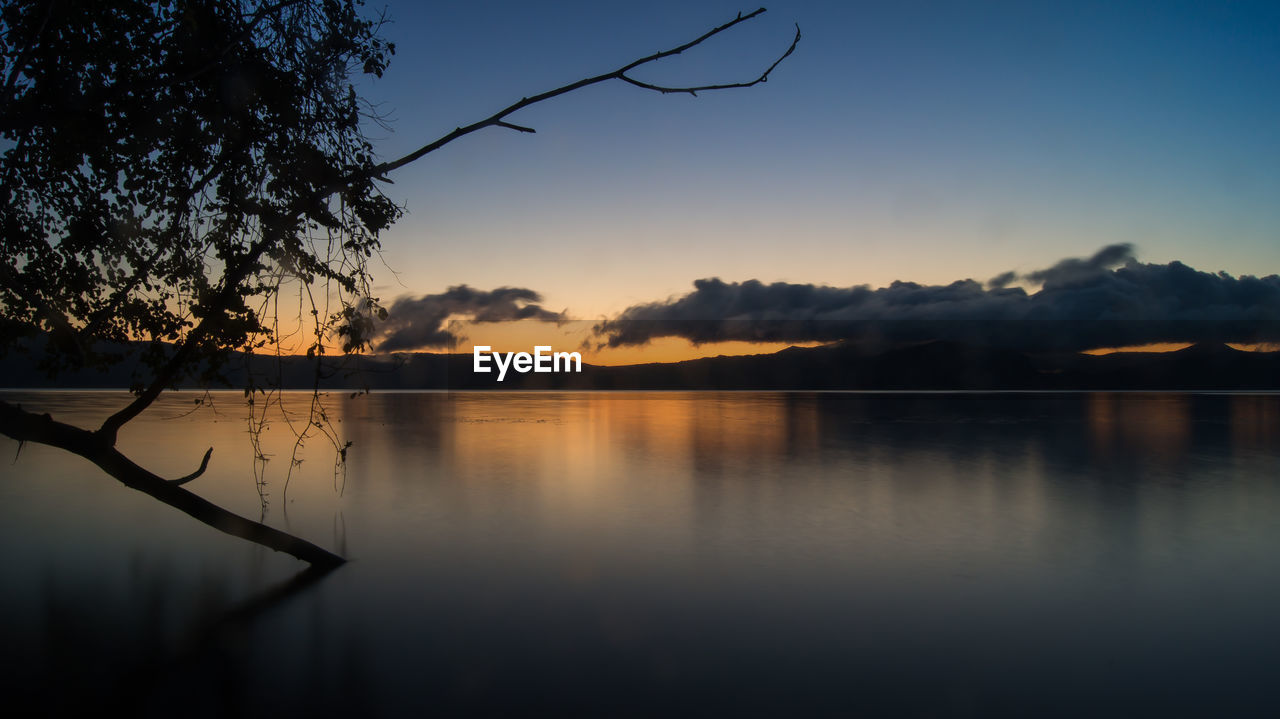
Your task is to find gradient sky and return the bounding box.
[355,0,1280,326]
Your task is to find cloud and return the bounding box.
[985,270,1019,290]
[1023,243,1134,285]
[594,246,1280,352]
[376,285,565,351]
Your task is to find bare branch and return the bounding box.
[0,400,343,568]
[495,121,537,134]
[170,447,214,486]
[371,8,800,177]
[620,23,801,95]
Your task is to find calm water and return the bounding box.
[2,390,1280,716]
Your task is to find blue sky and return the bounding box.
[355,0,1280,319]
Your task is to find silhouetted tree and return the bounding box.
[0,1,799,567]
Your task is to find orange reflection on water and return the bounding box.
[1230,394,1280,452]
[12,389,1280,597]
[1087,393,1191,462]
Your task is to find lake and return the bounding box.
[2,390,1279,716]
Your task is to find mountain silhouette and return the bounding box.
[3,338,1275,391]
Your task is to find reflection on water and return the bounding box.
[3,391,1280,716]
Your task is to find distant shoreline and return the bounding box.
[4,340,1279,392]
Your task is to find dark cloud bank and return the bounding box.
[376,285,564,351]
[594,245,1280,352]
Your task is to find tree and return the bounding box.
[0,1,800,568]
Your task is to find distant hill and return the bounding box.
[2,338,1277,391]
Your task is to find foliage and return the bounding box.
[0,0,397,383]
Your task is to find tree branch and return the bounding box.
[369,8,799,178]
[97,335,205,443]
[96,223,282,443]
[495,121,536,134]
[99,8,800,442]
[1,7,799,574]
[619,23,801,95]
[0,399,343,568]
[170,447,213,486]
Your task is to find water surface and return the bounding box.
[2,391,1279,716]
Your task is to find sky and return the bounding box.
[347,0,1280,356]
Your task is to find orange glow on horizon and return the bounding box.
[586,338,829,366]
[245,327,824,365]
[257,317,1280,362]
[1082,343,1193,355]
[1083,342,1279,355]
[430,320,828,366]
